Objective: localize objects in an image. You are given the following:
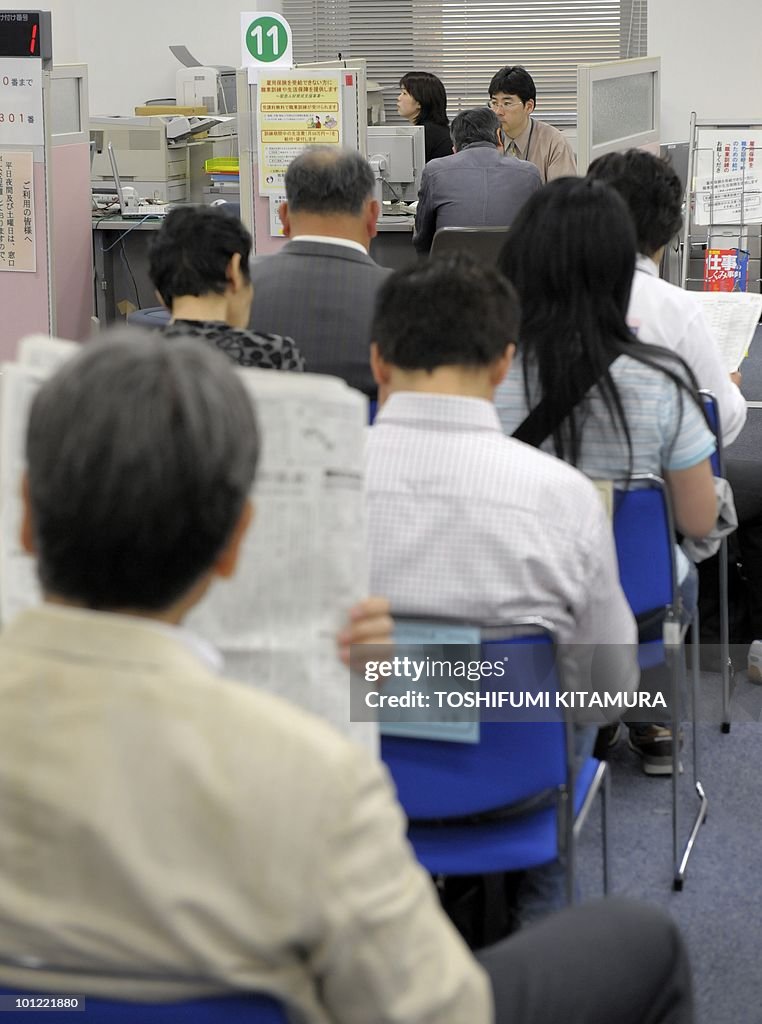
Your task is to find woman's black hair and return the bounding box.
[399,71,449,127]
[498,176,706,475]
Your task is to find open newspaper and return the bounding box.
[692,291,762,372]
[0,336,374,751]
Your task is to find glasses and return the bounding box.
[489,98,525,111]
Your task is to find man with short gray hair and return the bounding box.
[413,107,541,254]
[248,146,391,396]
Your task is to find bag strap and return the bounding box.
[511,351,619,449]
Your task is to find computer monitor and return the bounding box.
[367,125,425,207]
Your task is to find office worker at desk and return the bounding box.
[249,147,390,397]
[413,107,541,254]
[488,65,577,183]
[150,205,305,371]
[397,71,453,162]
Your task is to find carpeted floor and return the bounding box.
[576,325,762,1024]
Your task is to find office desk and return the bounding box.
[92,215,163,325]
[93,214,417,326]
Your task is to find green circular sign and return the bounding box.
[245,15,288,63]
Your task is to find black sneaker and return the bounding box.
[627,725,681,776]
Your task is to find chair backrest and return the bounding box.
[380,621,570,821]
[0,990,287,1022]
[429,226,507,266]
[612,474,677,619]
[699,389,723,477]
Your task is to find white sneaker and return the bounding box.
[748,640,762,683]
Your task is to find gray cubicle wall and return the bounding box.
[576,56,660,174]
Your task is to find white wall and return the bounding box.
[649,0,762,143]
[0,0,277,114]
[6,0,761,132]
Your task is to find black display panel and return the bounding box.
[0,13,43,58]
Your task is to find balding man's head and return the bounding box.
[284,147,375,215]
[279,147,380,248]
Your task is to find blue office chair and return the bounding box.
[699,389,732,733]
[381,618,610,905]
[126,306,170,330]
[612,474,707,891]
[0,989,287,1022]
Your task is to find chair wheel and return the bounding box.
[721,723,731,734]
[673,878,684,892]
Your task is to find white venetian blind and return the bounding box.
[282,0,647,125]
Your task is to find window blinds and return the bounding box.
[282,0,647,125]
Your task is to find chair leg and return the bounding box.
[673,608,709,891]
[719,537,732,733]
[601,763,611,895]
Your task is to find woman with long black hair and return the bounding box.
[495,176,717,776]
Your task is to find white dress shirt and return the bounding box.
[366,392,638,713]
[628,254,747,446]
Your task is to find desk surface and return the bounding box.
[92,215,164,232]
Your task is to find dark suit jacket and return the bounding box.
[413,142,542,254]
[248,240,391,396]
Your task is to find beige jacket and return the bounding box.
[0,605,491,1023]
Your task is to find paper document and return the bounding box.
[186,370,373,750]
[694,172,762,226]
[692,291,762,371]
[0,353,373,752]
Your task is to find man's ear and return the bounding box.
[370,343,391,388]
[278,202,291,237]
[214,500,254,580]
[495,127,504,153]
[489,343,516,388]
[525,98,535,115]
[19,473,36,556]
[366,198,380,240]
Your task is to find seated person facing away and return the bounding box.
[587,151,760,662]
[397,70,453,162]
[488,65,577,183]
[413,106,541,254]
[494,178,717,775]
[366,253,639,926]
[248,146,391,397]
[586,149,746,446]
[0,329,693,1024]
[150,204,304,370]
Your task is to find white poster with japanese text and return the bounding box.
[0,58,43,148]
[0,150,36,272]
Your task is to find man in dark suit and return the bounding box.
[413,107,542,255]
[248,147,391,396]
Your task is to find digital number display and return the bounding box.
[0,14,42,58]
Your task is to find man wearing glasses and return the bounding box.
[488,66,577,183]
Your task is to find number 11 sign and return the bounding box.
[241,12,293,72]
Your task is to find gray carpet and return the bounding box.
[575,329,762,1024]
[577,682,762,1024]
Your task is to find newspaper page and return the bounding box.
[692,291,762,371]
[17,334,80,372]
[186,369,374,751]
[0,362,46,625]
[0,338,81,625]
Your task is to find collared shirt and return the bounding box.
[366,392,638,709]
[628,254,747,446]
[291,234,368,255]
[502,117,577,183]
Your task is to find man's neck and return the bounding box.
[387,367,496,402]
[288,214,370,251]
[171,294,229,325]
